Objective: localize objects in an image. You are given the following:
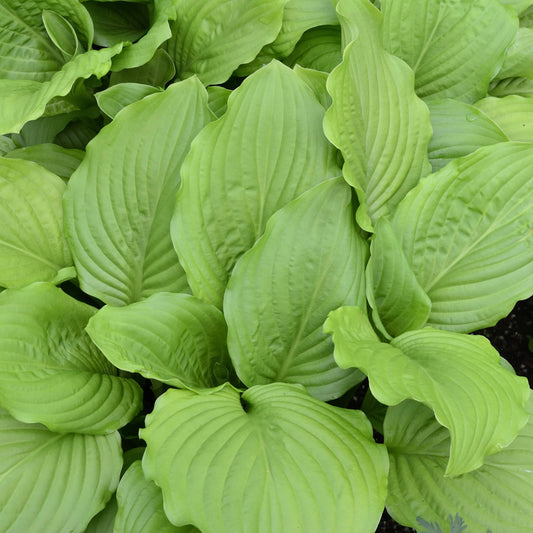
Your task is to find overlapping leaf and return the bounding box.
[0,283,142,434]
[172,61,340,308]
[392,142,533,332]
[325,306,530,475]
[87,292,235,390]
[496,27,533,79]
[324,0,432,230]
[0,157,73,288]
[64,77,212,305]
[224,179,367,400]
[0,406,122,533]
[385,396,533,532]
[141,383,389,533]
[95,82,161,118]
[168,0,286,85]
[381,0,517,102]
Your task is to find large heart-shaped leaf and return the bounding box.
[172,60,340,308]
[385,396,533,532]
[141,383,389,533]
[64,77,212,306]
[381,0,517,102]
[87,292,235,390]
[0,157,73,288]
[392,142,533,332]
[0,283,142,434]
[115,460,199,533]
[0,406,122,533]
[324,306,530,476]
[168,0,286,85]
[324,0,432,230]
[427,98,508,171]
[224,178,367,400]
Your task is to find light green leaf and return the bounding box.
[115,460,198,533]
[392,142,533,332]
[385,395,533,532]
[84,495,118,533]
[0,157,73,288]
[324,306,530,476]
[491,76,533,97]
[367,217,431,338]
[0,44,122,135]
[0,0,93,82]
[500,0,533,13]
[324,0,432,231]
[84,0,149,47]
[520,3,533,25]
[206,86,231,118]
[0,136,16,156]
[496,27,533,79]
[172,61,340,308]
[95,82,162,119]
[5,143,83,180]
[110,0,175,71]
[168,0,286,85]
[293,65,331,108]
[381,0,517,102]
[64,78,212,306]
[427,98,508,171]
[0,406,122,533]
[0,283,142,434]
[110,48,176,87]
[475,95,533,141]
[224,179,367,401]
[236,0,338,76]
[141,383,389,533]
[284,25,342,72]
[87,292,235,390]
[42,10,80,58]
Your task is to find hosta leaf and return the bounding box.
[324,306,530,475]
[385,396,533,532]
[95,82,162,119]
[381,0,517,102]
[87,292,235,390]
[293,66,331,108]
[4,143,83,180]
[206,86,231,118]
[0,135,15,156]
[367,217,431,338]
[392,142,533,332]
[172,61,340,308]
[110,48,176,87]
[0,44,122,135]
[84,496,118,533]
[501,0,533,13]
[64,78,212,306]
[0,0,93,82]
[475,95,533,141]
[224,179,367,401]
[42,10,80,59]
[0,406,122,533]
[496,27,533,79]
[0,157,73,288]
[115,460,198,533]
[427,98,508,171]
[324,0,432,231]
[0,283,142,434]
[237,0,338,76]
[284,25,342,73]
[141,383,389,533]
[168,0,286,85]
[491,75,533,97]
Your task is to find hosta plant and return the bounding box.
[0,0,532,532]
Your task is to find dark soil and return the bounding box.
[371,297,533,532]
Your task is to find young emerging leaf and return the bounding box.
[65,77,212,305]
[392,142,533,332]
[324,306,530,476]
[385,396,533,532]
[224,178,367,400]
[168,0,286,85]
[0,407,122,533]
[324,0,432,230]
[95,82,162,119]
[42,10,81,59]
[172,60,340,308]
[141,383,389,533]
[87,292,236,391]
[0,283,142,434]
[0,157,74,288]
[381,0,518,102]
